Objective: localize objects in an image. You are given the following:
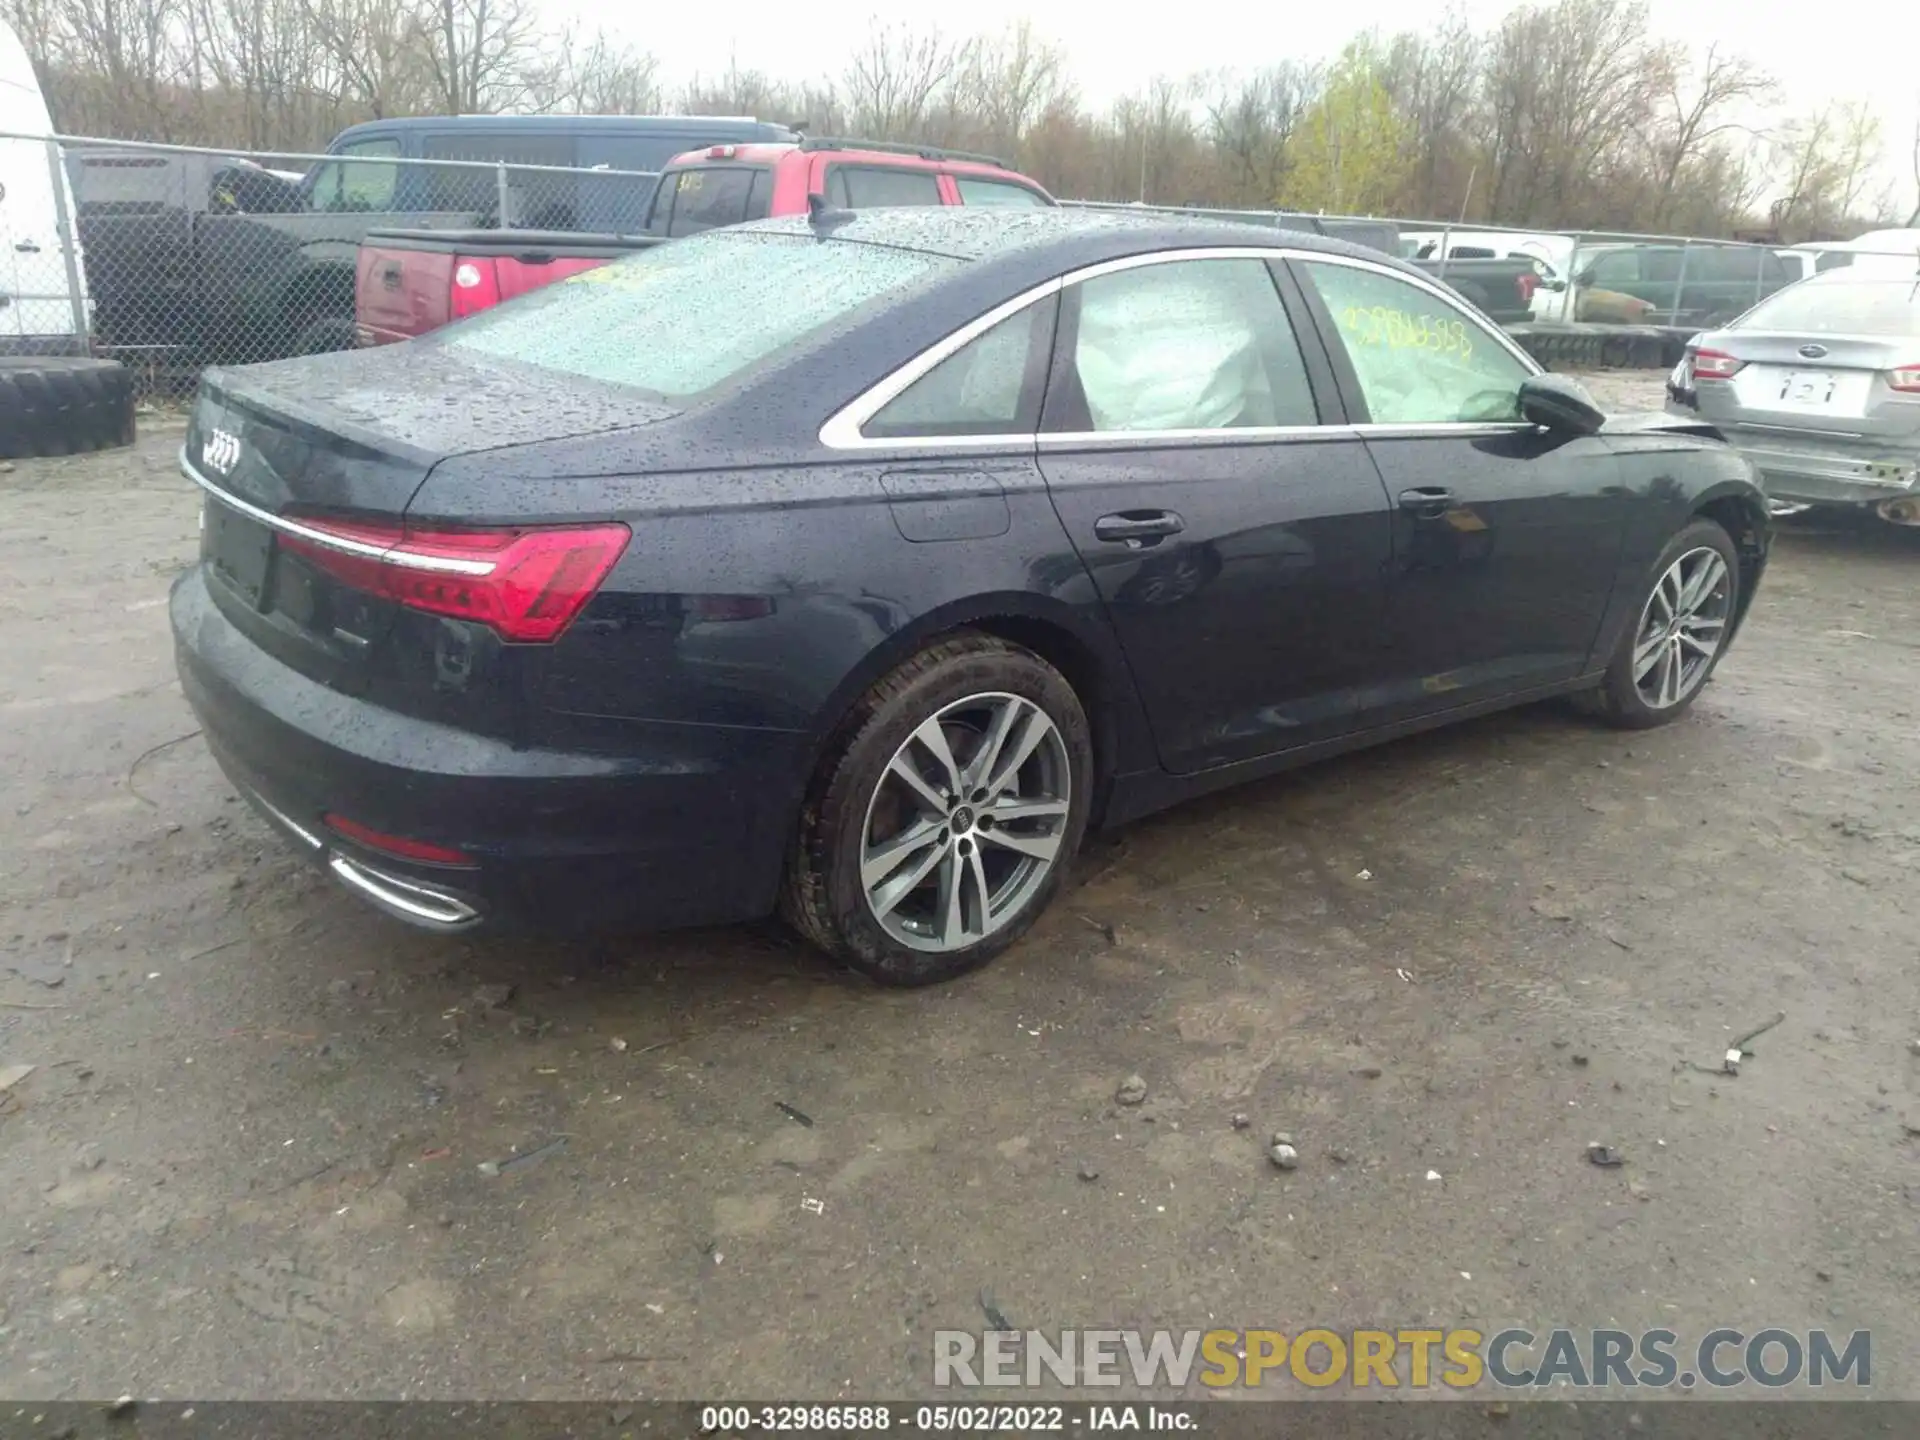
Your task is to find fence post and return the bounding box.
[495,162,512,227]
[43,138,89,346]
[1668,241,1691,327]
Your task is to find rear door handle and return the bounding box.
[1398,487,1454,518]
[1094,510,1185,546]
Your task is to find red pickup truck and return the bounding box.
[355,138,1054,345]
[354,230,660,347]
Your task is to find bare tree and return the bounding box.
[410,0,541,115]
[956,21,1068,159]
[840,21,966,140]
[1206,62,1318,207]
[1379,19,1479,218]
[1645,44,1773,228]
[303,0,431,122]
[523,28,661,116]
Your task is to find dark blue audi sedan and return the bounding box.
[171,208,1769,985]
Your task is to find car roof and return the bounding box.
[663,142,1026,178]
[731,206,1407,269]
[330,115,796,141]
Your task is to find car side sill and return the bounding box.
[1099,674,1607,830]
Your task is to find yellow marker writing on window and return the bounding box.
[1338,306,1472,363]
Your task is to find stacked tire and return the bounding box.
[0,356,137,460]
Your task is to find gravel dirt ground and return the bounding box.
[2,371,1917,1402]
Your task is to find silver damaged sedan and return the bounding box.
[1667,268,1920,525]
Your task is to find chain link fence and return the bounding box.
[6,131,1919,399]
[1,132,657,395]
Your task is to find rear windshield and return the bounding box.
[443,231,960,398]
[1736,279,1920,337]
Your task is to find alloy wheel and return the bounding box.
[859,692,1072,953]
[1631,546,1731,709]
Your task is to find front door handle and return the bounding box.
[1094,510,1185,547]
[1398,487,1454,518]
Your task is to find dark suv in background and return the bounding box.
[1576,243,1796,327]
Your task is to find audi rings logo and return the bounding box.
[201,428,242,475]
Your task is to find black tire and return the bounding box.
[1582,518,1741,729]
[0,356,137,460]
[292,317,358,356]
[780,632,1094,986]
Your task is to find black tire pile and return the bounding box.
[0,356,138,459]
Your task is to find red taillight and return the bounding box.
[1516,271,1539,303]
[1691,348,1745,380]
[450,258,500,319]
[1887,364,1920,393]
[279,519,631,643]
[323,813,472,866]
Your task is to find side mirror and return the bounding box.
[1519,374,1607,435]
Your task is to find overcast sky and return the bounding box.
[551,0,1919,213]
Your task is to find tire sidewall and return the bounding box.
[819,647,1093,984]
[1605,518,1741,725]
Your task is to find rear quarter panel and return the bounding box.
[407,440,1157,843]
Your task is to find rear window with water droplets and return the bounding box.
[442,231,960,398]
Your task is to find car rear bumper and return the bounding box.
[1720,429,1920,507]
[170,565,805,935]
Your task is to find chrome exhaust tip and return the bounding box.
[1874,496,1920,527]
[328,853,482,931]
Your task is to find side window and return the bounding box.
[1586,250,1639,288]
[1058,259,1317,432]
[1300,260,1531,426]
[743,170,772,222]
[827,166,943,209]
[1643,249,1684,284]
[952,176,1048,208]
[660,168,762,237]
[308,138,399,213]
[865,298,1055,438]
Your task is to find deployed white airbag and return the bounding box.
[1075,263,1274,431]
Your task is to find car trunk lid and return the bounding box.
[1693,331,1920,441]
[186,342,673,730]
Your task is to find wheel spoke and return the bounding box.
[984,710,1053,800]
[962,698,1027,793]
[1652,573,1677,624]
[935,849,966,947]
[869,835,950,918]
[986,796,1069,822]
[1676,630,1717,659]
[1681,614,1726,635]
[1633,629,1666,682]
[1661,638,1682,706]
[1678,554,1725,614]
[965,845,994,933]
[887,752,949,816]
[862,816,944,892]
[909,716,964,797]
[978,826,1062,865]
